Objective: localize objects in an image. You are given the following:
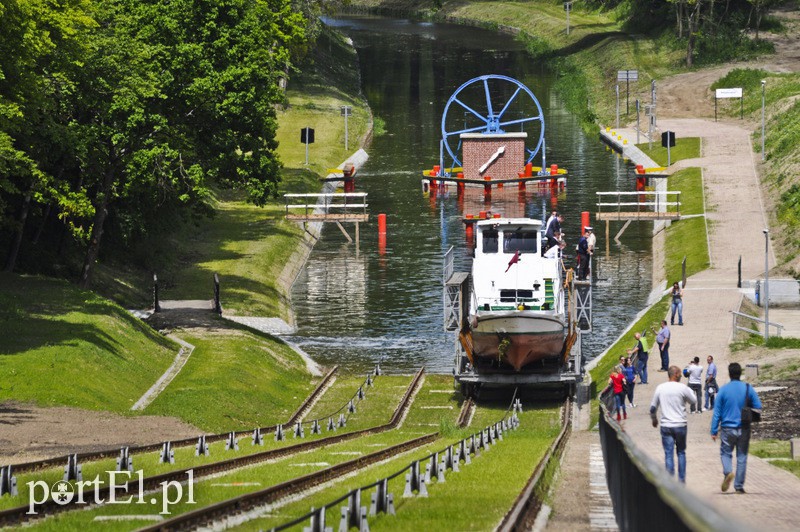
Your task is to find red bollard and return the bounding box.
[484,175,492,196]
[378,213,387,235]
[550,164,558,176]
[581,211,590,236]
[525,162,533,177]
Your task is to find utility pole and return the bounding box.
[564,2,573,35]
[341,106,352,152]
[761,80,766,162]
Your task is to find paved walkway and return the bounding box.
[603,120,800,531]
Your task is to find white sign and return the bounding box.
[617,70,639,81]
[715,88,743,99]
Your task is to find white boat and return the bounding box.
[468,217,567,372]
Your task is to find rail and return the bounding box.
[730,310,783,338]
[283,192,368,219]
[6,365,340,476]
[267,389,522,532]
[0,368,424,527]
[596,190,681,220]
[598,404,750,532]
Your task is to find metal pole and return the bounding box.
[764,229,769,340]
[636,100,640,144]
[615,84,620,128]
[345,112,349,151]
[566,4,570,35]
[626,77,630,115]
[305,137,309,166]
[761,80,766,162]
[651,80,657,127]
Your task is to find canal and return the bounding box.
[288,15,654,373]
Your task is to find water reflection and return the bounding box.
[288,15,653,373]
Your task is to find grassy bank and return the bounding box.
[143,327,318,432]
[0,273,177,412]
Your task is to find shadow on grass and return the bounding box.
[0,317,124,358]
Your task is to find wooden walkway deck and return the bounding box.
[595,211,680,221]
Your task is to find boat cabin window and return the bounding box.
[500,289,534,302]
[503,231,538,254]
[482,229,499,253]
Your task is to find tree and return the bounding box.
[0,0,95,272]
[74,0,308,287]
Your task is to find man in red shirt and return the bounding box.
[608,366,627,421]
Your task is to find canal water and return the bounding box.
[288,15,654,373]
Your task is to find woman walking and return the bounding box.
[671,282,684,325]
[609,366,628,421]
[623,357,637,408]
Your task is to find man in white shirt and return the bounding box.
[650,366,697,483]
[686,356,704,413]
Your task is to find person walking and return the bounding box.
[623,357,636,408]
[627,332,649,384]
[671,282,684,325]
[654,320,671,371]
[711,362,763,494]
[609,366,627,421]
[650,366,697,483]
[685,357,704,413]
[705,355,718,411]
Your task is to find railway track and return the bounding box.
[139,432,438,531]
[456,398,475,428]
[7,365,340,476]
[498,399,572,531]
[0,368,425,527]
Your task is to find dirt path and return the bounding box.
[0,401,200,465]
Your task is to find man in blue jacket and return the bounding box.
[710,362,762,494]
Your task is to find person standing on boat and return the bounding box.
[545,213,563,250]
[577,232,590,280]
[671,282,684,325]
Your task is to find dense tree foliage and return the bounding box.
[0,0,314,285]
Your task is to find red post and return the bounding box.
[484,175,492,195]
[378,213,387,235]
[581,211,590,236]
[550,164,558,176]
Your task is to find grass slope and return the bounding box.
[0,273,177,412]
[143,327,317,433]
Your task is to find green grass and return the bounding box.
[637,137,701,167]
[589,296,671,412]
[667,167,704,215]
[750,439,800,480]
[0,273,178,411]
[664,217,710,285]
[244,403,560,531]
[143,328,317,432]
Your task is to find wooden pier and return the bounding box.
[284,192,368,243]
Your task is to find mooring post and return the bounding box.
[153,273,161,312]
[213,273,222,314]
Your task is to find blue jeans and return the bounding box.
[637,358,648,384]
[658,342,669,370]
[671,300,683,325]
[614,392,627,416]
[661,425,688,482]
[704,386,716,410]
[720,427,750,490]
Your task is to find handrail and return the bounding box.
[595,191,682,196]
[598,404,751,532]
[730,310,783,338]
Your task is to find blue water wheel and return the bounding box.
[441,75,545,169]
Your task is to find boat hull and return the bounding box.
[470,312,566,372]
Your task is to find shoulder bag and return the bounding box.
[741,383,762,426]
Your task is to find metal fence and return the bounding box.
[730,310,783,338]
[598,405,750,532]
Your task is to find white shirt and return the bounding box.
[687,364,704,385]
[544,245,562,259]
[586,232,596,252]
[650,381,697,427]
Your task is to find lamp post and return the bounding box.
[764,229,770,341]
[761,80,766,162]
[341,105,352,151]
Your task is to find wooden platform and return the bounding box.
[595,211,680,221]
[286,213,369,222]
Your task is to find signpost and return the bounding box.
[564,2,573,35]
[617,70,638,115]
[714,87,743,121]
[661,131,676,167]
[341,106,352,151]
[301,127,315,165]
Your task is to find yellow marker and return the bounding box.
[623,140,628,145]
